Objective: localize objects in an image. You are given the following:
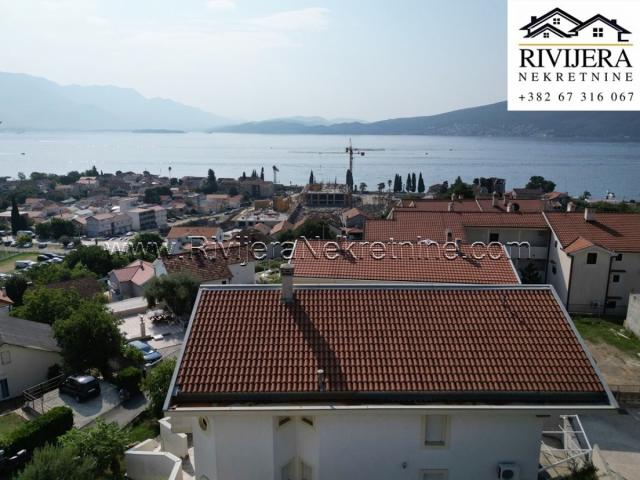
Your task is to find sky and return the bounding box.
[0,0,507,121]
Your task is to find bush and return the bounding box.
[116,366,143,394]
[142,358,177,418]
[16,443,95,480]
[0,406,74,456]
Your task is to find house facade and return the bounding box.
[161,282,615,480]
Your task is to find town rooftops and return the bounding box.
[398,198,547,213]
[0,311,60,352]
[167,284,614,409]
[545,212,640,253]
[365,211,548,243]
[111,260,155,286]
[342,207,367,219]
[290,240,520,285]
[159,252,233,283]
[166,226,220,240]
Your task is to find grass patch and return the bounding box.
[0,252,39,273]
[125,411,159,445]
[0,412,26,438]
[574,316,640,358]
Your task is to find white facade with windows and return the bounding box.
[170,409,546,480]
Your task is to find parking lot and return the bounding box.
[36,379,121,428]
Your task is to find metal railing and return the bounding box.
[540,415,592,476]
[22,374,65,416]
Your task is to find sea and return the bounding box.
[1,132,639,200]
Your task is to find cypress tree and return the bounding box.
[418,172,425,193]
[411,173,417,192]
[346,169,353,192]
[406,173,411,192]
[260,167,264,180]
[309,170,315,185]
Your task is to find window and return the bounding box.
[552,266,557,275]
[606,300,617,309]
[553,17,560,25]
[422,470,448,480]
[587,253,598,264]
[301,417,314,427]
[424,415,449,447]
[612,274,620,283]
[543,32,550,38]
[593,27,603,38]
[198,417,208,431]
[0,351,11,365]
[0,379,8,399]
[616,254,623,261]
[554,240,558,248]
[489,232,500,242]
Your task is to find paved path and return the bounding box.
[582,409,640,480]
[85,393,148,428]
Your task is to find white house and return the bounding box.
[0,312,61,400]
[158,280,615,480]
[544,210,640,316]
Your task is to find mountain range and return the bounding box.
[2,71,640,140]
[0,72,230,131]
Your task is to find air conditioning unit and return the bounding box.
[497,463,520,480]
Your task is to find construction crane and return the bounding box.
[345,138,365,177]
[272,165,279,184]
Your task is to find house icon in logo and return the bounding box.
[520,8,631,42]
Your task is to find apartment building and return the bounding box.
[161,281,614,480]
[545,210,640,316]
[127,205,167,231]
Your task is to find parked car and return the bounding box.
[128,340,163,366]
[3,240,11,247]
[37,242,48,249]
[15,260,36,270]
[59,375,101,402]
[37,254,50,262]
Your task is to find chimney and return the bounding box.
[280,263,295,302]
[450,193,455,201]
[584,208,595,222]
[507,202,513,213]
[503,195,508,206]
[566,201,575,212]
[448,202,454,212]
[317,369,326,392]
[491,191,497,207]
[454,238,462,252]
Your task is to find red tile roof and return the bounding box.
[291,240,519,284]
[365,211,547,242]
[167,227,220,240]
[545,212,640,253]
[171,285,611,406]
[398,198,547,213]
[160,252,232,283]
[111,260,155,286]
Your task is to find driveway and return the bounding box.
[41,380,122,428]
[581,409,640,480]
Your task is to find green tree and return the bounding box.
[405,173,411,192]
[4,275,29,306]
[59,419,128,477]
[346,169,353,192]
[418,173,425,193]
[65,245,126,277]
[17,444,95,480]
[294,218,336,240]
[526,175,556,193]
[53,301,124,376]
[446,176,474,199]
[260,166,264,180]
[201,169,218,194]
[10,196,28,235]
[411,173,417,193]
[309,170,315,185]
[12,287,83,324]
[145,273,200,318]
[359,182,367,192]
[129,232,165,260]
[519,262,541,284]
[142,358,177,418]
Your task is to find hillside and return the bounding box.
[214,102,640,140]
[0,72,230,131]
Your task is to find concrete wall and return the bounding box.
[160,417,189,458]
[547,232,572,305]
[125,439,183,480]
[608,253,640,314]
[624,293,640,339]
[0,344,61,399]
[568,248,612,314]
[190,410,543,480]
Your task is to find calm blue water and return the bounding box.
[0,132,639,199]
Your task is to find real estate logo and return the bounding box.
[508,1,640,111]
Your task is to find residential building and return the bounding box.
[127,206,167,231]
[291,240,520,285]
[108,260,156,300]
[303,184,349,208]
[162,282,614,480]
[544,210,640,316]
[166,226,224,254]
[86,213,116,238]
[234,209,289,229]
[0,312,62,400]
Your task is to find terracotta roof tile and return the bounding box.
[161,252,232,283]
[291,240,519,284]
[167,226,220,240]
[172,285,609,405]
[545,212,640,253]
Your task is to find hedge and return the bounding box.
[0,406,74,456]
[116,366,143,395]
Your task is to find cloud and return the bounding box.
[206,0,235,11]
[247,7,330,32]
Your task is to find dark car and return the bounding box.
[59,375,101,402]
[128,340,162,366]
